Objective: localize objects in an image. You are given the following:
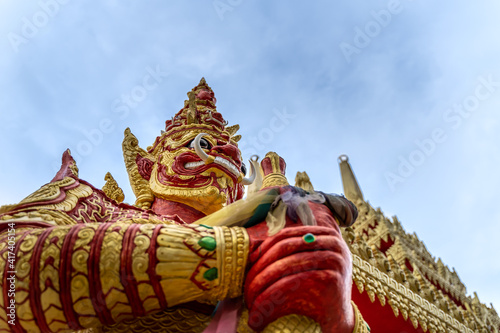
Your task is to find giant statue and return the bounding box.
[0,79,369,333]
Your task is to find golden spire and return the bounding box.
[338,155,364,202]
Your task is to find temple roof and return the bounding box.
[336,156,500,332]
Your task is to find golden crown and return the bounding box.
[167,78,240,138]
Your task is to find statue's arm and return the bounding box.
[0,222,248,332]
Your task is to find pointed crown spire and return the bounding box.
[164,77,229,131]
[148,78,241,155]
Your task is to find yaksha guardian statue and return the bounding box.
[0,79,368,333]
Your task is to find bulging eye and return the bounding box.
[241,163,247,176]
[188,138,211,150]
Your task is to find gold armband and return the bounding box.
[213,226,249,299]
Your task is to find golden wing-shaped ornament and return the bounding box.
[0,176,93,226]
[122,127,155,209]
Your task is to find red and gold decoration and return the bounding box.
[0,79,497,333]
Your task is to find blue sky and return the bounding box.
[1,0,500,311]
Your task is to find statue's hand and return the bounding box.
[245,206,355,332]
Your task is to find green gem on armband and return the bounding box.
[198,236,217,251]
[199,224,213,229]
[203,267,218,281]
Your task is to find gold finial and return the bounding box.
[295,171,314,192]
[338,154,364,202]
[102,172,125,203]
